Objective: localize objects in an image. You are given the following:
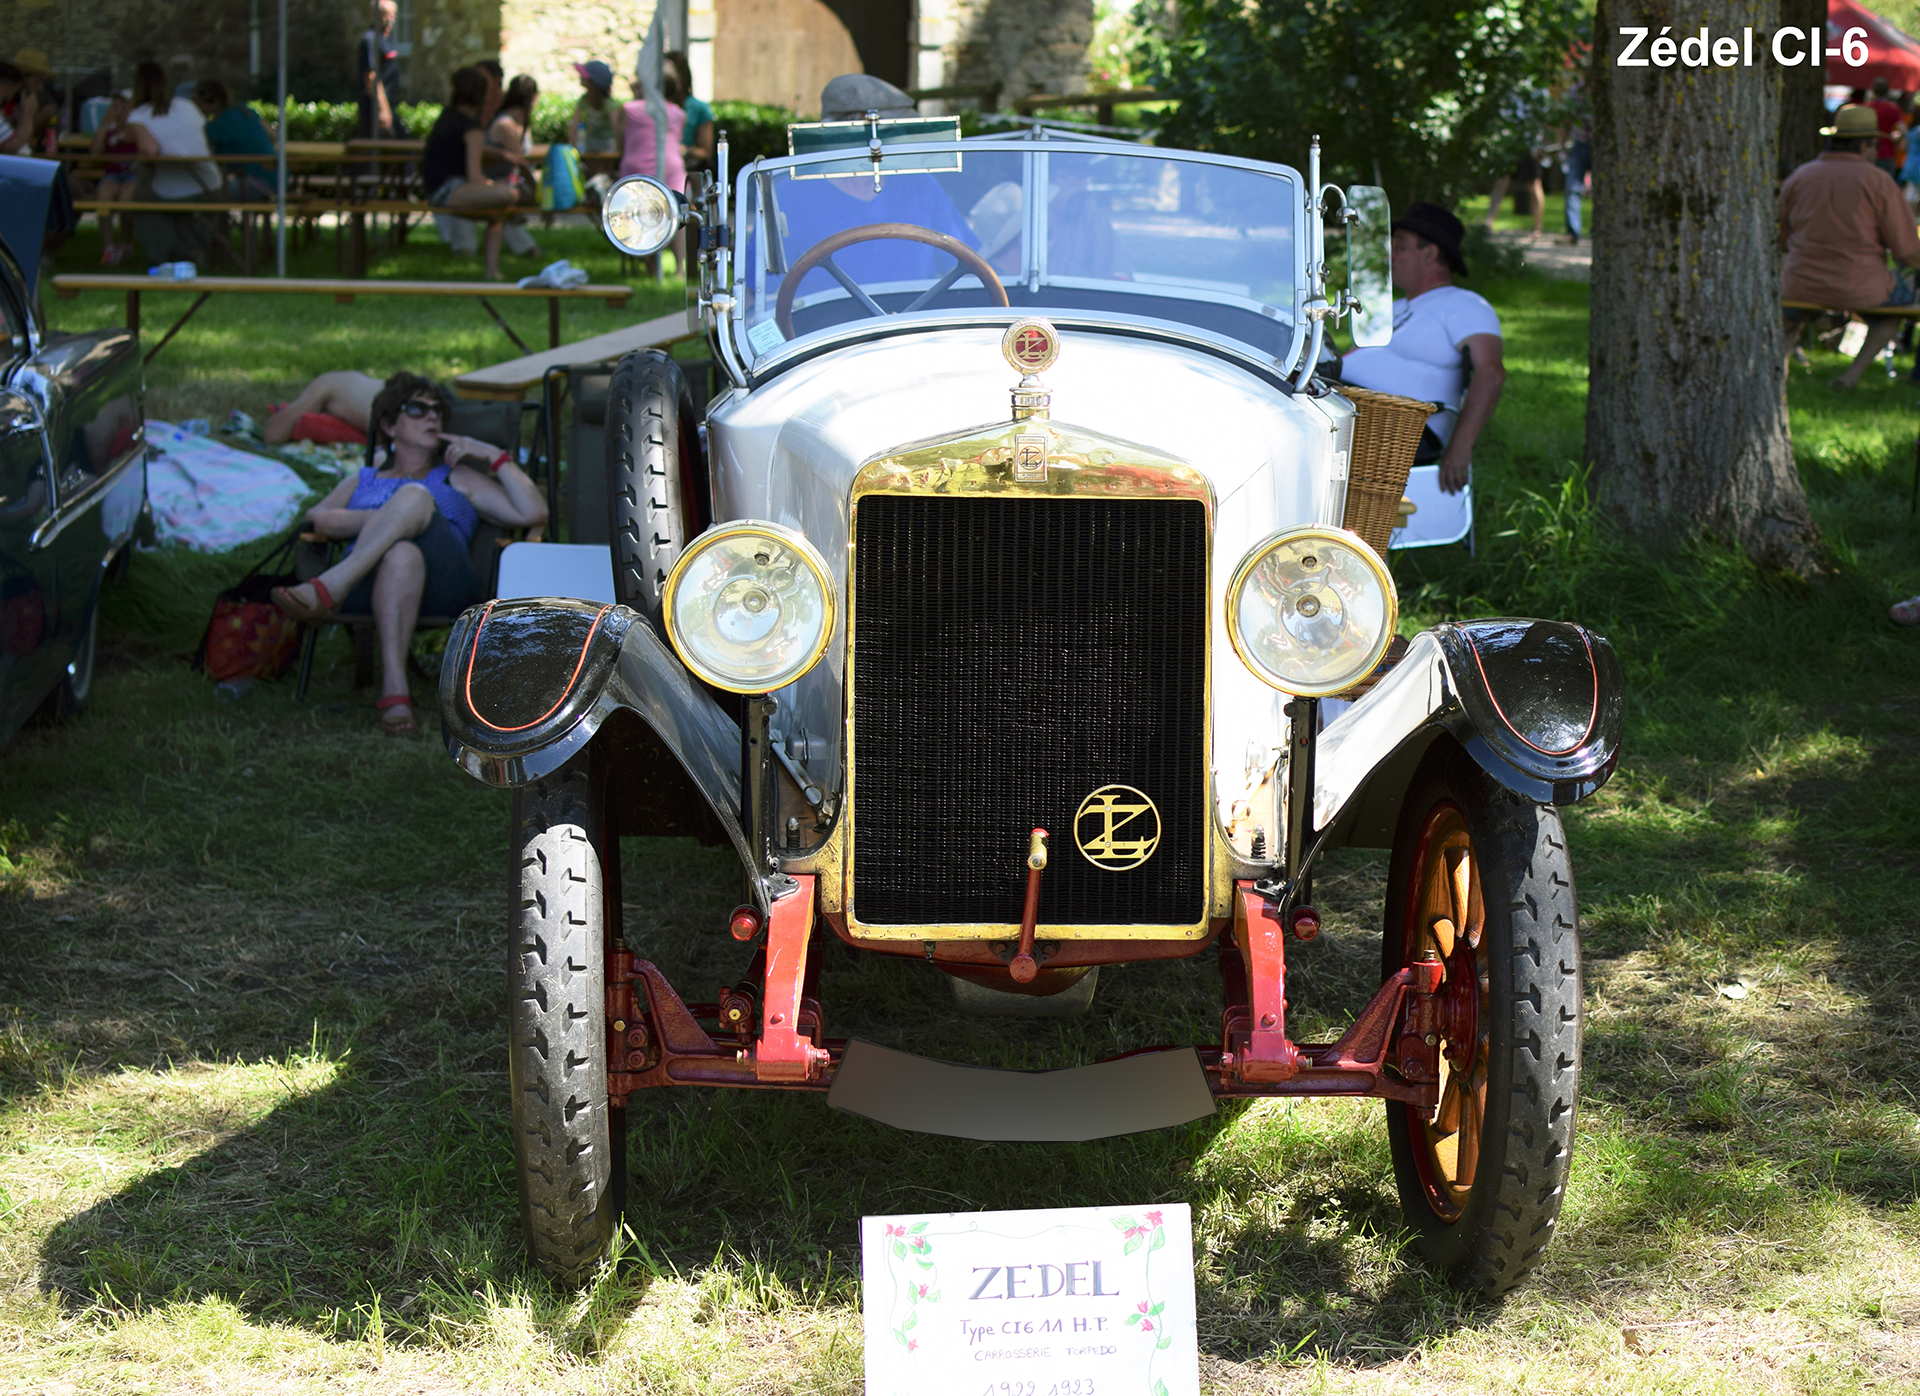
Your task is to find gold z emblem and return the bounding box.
[1073,785,1161,872]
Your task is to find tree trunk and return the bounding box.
[1586,0,1820,573]
[1777,0,1828,176]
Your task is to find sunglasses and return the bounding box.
[400,399,444,420]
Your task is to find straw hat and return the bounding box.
[12,48,53,78]
[1822,104,1881,139]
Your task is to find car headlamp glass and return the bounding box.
[602,175,683,257]
[1227,526,1398,696]
[662,522,836,693]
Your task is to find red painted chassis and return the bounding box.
[605,874,1459,1113]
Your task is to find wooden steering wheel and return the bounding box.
[773,221,1009,339]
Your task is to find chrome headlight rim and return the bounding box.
[601,173,687,257]
[1226,524,1399,697]
[661,520,838,695]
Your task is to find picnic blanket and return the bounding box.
[146,421,313,552]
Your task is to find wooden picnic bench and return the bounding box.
[450,310,701,400]
[449,310,705,526]
[50,274,634,364]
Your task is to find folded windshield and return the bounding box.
[734,140,1300,368]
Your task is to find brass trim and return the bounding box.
[842,417,1216,941]
[660,519,838,695]
[1224,524,1399,699]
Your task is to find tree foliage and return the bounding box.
[1131,0,1587,206]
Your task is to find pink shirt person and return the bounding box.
[619,99,685,189]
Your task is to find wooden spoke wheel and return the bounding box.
[1402,802,1488,1221]
[1383,744,1582,1296]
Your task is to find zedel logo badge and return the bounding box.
[1074,785,1161,871]
[1002,316,1060,375]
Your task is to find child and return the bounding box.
[89,91,139,265]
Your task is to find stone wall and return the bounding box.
[495,0,653,106]
[12,0,1088,117]
[915,0,1093,104]
[10,0,367,103]
[411,0,506,106]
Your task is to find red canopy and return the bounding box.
[1829,0,1920,91]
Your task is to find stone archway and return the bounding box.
[714,0,862,113]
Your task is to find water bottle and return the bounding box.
[181,419,210,436]
[146,261,198,280]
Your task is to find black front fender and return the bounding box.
[1434,618,1625,805]
[1314,619,1624,848]
[440,597,754,883]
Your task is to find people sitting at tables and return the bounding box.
[423,66,517,281]
[1336,202,1506,496]
[619,69,685,190]
[270,372,547,736]
[665,50,714,173]
[0,62,39,156]
[263,371,384,446]
[5,49,56,155]
[195,79,275,200]
[88,91,140,266]
[571,59,622,163]
[484,73,543,261]
[124,60,221,268]
[1779,104,1920,392]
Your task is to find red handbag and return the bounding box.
[194,534,304,683]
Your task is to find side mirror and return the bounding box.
[1346,185,1392,348]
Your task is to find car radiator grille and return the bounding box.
[851,494,1208,927]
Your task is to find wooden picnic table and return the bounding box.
[450,310,701,400]
[1784,299,1920,317]
[50,274,634,364]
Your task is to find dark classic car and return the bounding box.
[0,156,147,745]
[439,125,1623,1297]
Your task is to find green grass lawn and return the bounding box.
[1,251,1918,1393]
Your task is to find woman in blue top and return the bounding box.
[273,372,548,734]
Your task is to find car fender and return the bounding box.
[1313,619,1623,848]
[440,597,755,886]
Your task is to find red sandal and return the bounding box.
[271,577,334,622]
[376,693,417,737]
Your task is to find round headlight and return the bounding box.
[662,522,836,693]
[1227,526,1398,696]
[602,175,683,257]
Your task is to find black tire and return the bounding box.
[1382,741,1581,1297]
[507,755,623,1286]
[34,601,98,725]
[606,350,700,625]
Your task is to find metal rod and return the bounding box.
[475,297,530,354]
[275,0,287,277]
[1283,696,1319,903]
[143,291,213,365]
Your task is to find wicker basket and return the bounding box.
[1338,385,1436,558]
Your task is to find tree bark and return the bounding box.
[1777,0,1828,176]
[1586,0,1820,573]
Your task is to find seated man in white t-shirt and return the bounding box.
[1337,202,1506,495]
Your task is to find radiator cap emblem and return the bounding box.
[1003,317,1060,374]
[1074,784,1161,871]
[1004,317,1057,431]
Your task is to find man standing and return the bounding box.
[1779,104,1920,391]
[357,0,402,141]
[1868,76,1907,178]
[1339,203,1506,496]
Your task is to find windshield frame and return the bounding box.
[723,132,1310,385]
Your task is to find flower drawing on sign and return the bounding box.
[1112,1210,1172,1392]
[883,1221,938,1354]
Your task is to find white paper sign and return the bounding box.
[861,1204,1198,1396]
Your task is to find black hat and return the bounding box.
[1392,201,1468,276]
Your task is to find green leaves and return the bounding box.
[1130,0,1588,206]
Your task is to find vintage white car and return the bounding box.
[438,119,1622,1296]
